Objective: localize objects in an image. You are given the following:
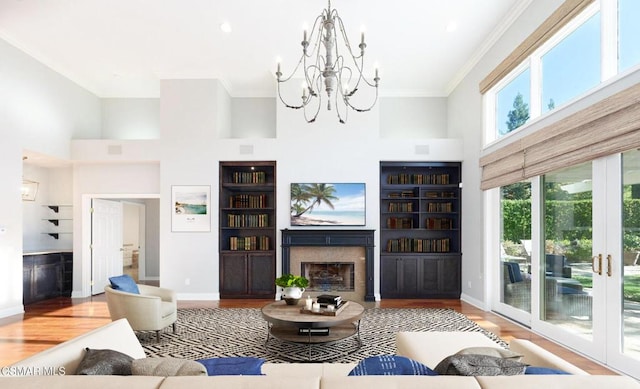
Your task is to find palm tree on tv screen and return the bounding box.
[291,183,338,218]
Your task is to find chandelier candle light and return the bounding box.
[276,0,380,124]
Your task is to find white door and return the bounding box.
[91,199,124,295]
[532,152,640,378]
[603,150,640,377]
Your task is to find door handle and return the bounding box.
[607,254,613,277]
[592,254,602,275]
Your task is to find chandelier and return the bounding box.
[276,0,380,124]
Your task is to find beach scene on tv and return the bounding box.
[291,183,365,226]
[174,191,208,215]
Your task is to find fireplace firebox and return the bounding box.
[302,262,355,292]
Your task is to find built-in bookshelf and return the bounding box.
[219,161,276,298]
[380,161,462,298]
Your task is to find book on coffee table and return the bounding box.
[316,294,342,307]
[300,301,349,316]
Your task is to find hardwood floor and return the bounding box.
[0,296,617,375]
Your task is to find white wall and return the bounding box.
[144,198,160,278]
[380,97,448,138]
[447,0,564,305]
[0,37,101,317]
[101,98,160,139]
[231,98,276,138]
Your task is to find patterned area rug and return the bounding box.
[140,307,506,363]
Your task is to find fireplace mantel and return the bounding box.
[281,229,375,301]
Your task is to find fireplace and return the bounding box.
[281,229,375,301]
[302,262,355,292]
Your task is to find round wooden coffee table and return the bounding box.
[261,300,365,361]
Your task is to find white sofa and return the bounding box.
[3,318,639,389]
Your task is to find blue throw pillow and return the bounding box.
[109,274,140,294]
[348,355,438,376]
[525,366,570,375]
[196,357,264,376]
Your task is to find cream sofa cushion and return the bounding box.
[396,331,503,368]
[320,376,481,389]
[508,339,587,375]
[160,375,320,389]
[475,375,640,389]
[0,376,164,389]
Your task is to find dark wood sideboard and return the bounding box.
[23,251,73,305]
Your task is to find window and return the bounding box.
[495,68,531,137]
[618,0,640,72]
[541,12,601,114]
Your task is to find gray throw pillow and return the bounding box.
[75,348,133,375]
[455,346,524,362]
[132,357,207,376]
[434,354,527,376]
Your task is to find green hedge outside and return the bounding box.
[502,199,640,261]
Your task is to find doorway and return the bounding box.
[83,194,160,296]
[122,201,146,283]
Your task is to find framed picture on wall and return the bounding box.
[290,183,366,226]
[171,185,211,232]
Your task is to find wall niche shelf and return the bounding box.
[42,232,72,240]
[42,205,73,240]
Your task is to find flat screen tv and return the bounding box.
[290,183,366,226]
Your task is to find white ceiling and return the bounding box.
[0,0,530,99]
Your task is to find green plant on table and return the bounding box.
[275,273,309,288]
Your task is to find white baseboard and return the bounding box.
[0,305,24,319]
[177,293,219,301]
[460,292,489,311]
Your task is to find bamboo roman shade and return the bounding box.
[480,83,640,190]
[479,0,594,94]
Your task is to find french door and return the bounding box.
[532,150,640,378]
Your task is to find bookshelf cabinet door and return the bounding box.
[248,253,275,296]
[220,253,249,295]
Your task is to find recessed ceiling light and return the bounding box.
[220,22,232,33]
[446,21,458,33]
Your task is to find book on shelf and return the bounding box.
[427,202,453,213]
[232,171,267,184]
[387,173,450,185]
[386,217,414,229]
[229,235,270,251]
[227,213,269,228]
[229,194,268,208]
[388,202,413,212]
[385,237,451,253]
[425,217,453,230]
[425,191,456,199]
